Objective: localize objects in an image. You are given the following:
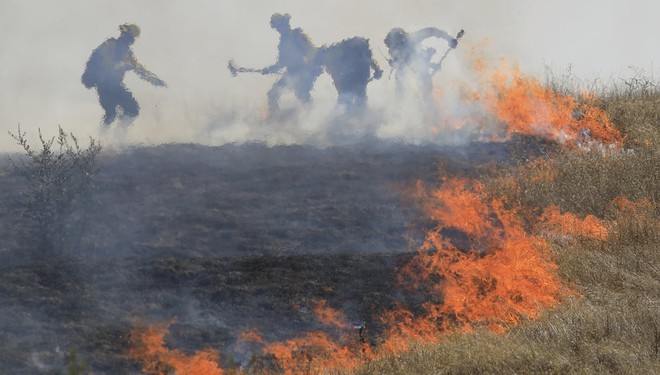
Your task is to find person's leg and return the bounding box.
[293,69,321,105]
[97,86,118,125]
[352,85,367,111]
[267,77,287,114]
[117,86,140,124]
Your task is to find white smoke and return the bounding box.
[1,0,658,151]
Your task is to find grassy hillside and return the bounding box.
[0,134,552,373]
[350,83,659,374]
[0,79,657,374]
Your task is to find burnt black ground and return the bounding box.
[0,138,552,374]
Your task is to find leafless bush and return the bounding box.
[8,125,101,254]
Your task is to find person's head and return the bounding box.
[270,13,291,33]
[384,28,407,51]
[119,23,141,42]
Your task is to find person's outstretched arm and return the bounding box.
[261,49,286,74]
[134,64,167,87]
[126,51,167,86]
[411,27,457,47]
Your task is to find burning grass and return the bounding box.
[129,320,225,374]
[2,61,659,374]
[125,67,658,374]
[445,53,625,150]
[354,199,659,375]
[382,178,566,340]
[474,62,622,147]
[350,80,660,375]
[129,175,577,373]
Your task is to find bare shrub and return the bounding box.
[8,125,101,254]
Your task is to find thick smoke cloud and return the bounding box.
[1,0,659,151]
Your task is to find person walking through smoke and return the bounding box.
[322,37,383,112]
[259,13,324,116]
[384,27,460,98]
[82,24,166,126]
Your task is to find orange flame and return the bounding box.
[129,176,574,373]
[238,328,266,345]
[381,178,565,348]
[129,321,224,375]
[313,299,349,329]
[610,196,658,232]
[611,196,655,215]
[124,48,633,372]
[251,300,372,374]
[538,205,609,241]
[467,59,622,147]
[261,331,362,375]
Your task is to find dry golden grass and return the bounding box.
[600,73,660,149]
[344,81,660,374]
[488,147,659,218]
[349,223,659,374]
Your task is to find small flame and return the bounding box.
[313,299,349,329]
[611,196,655,215]
[129,321,224,375]
[537,205,609,241]
[610,196,658,232]
[238,328,266,345]
[261,332,363,375]
[245,299,372,374]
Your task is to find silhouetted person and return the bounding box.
[384,27,457,97]
[322,37,383,112]
[82,24,166,126]
[261,13,324,115]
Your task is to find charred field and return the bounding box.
[0,138,554,374]
[1,70,658,374]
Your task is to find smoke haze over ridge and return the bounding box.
[1,0,658,151]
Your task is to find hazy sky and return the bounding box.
[1,0,658,151]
